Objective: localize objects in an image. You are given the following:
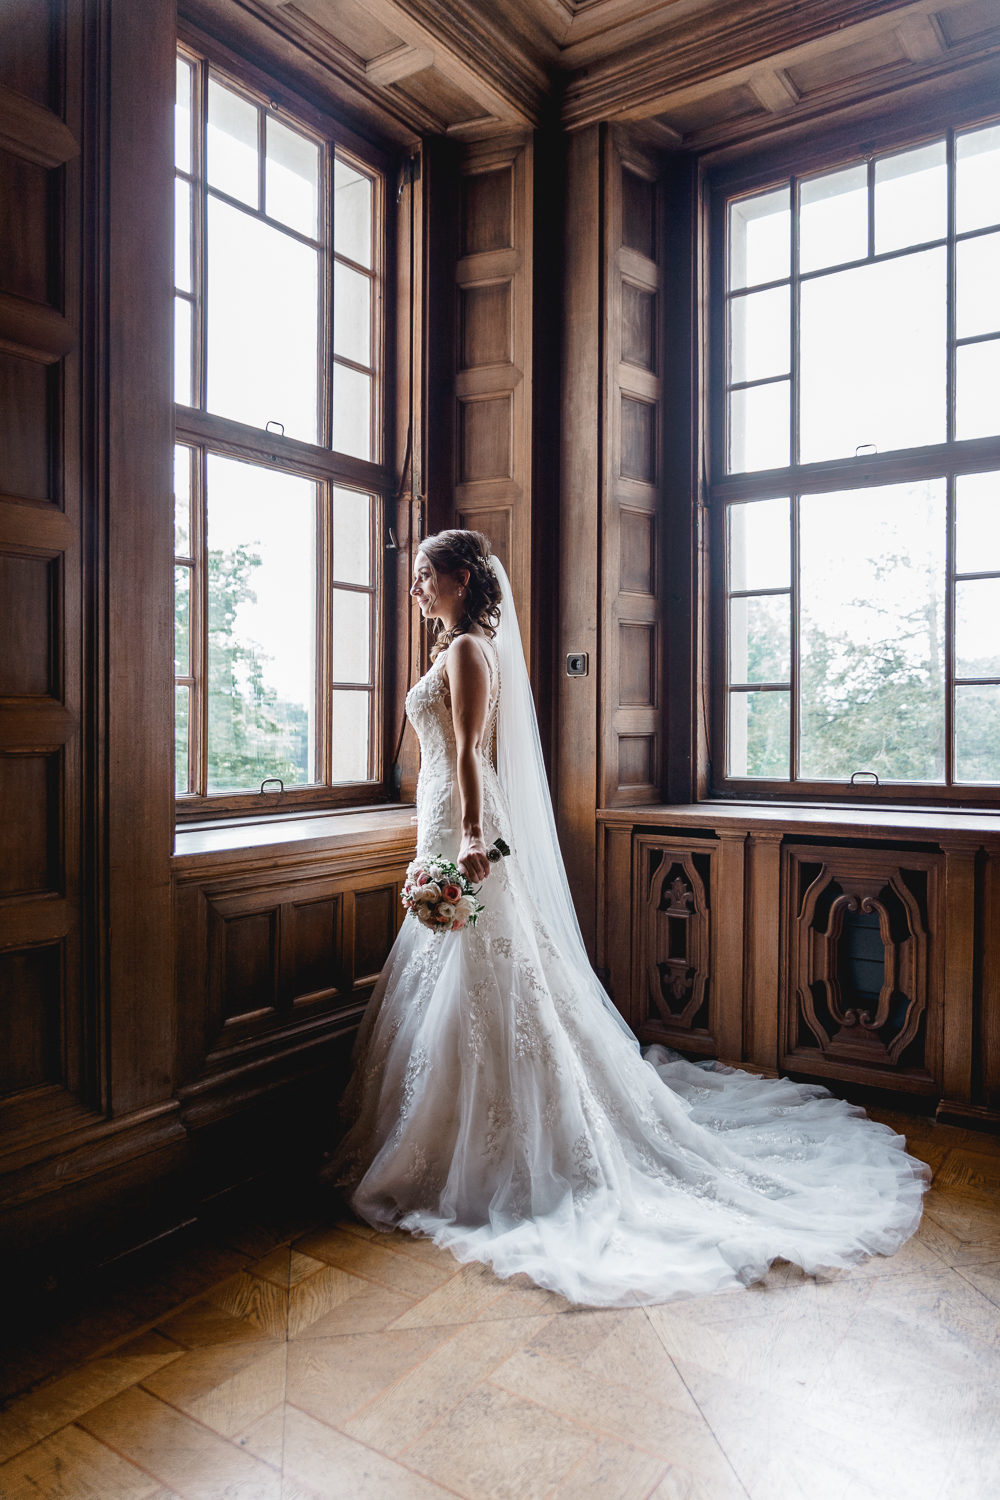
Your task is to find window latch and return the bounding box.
[854,443,877,457]
[266,421,285,436]
[849,770,880,787]
[260,778,284,795]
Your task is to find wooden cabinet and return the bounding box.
[599,804,1000,1128]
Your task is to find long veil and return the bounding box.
[490,555,638,1044]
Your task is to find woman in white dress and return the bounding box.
[330,529,929,1307]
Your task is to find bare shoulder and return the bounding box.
[446,633,491,689]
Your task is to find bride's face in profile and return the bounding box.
[411,551,468,627]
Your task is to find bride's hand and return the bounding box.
[458,835,490,884]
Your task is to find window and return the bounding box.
[173,45,389,815]
[712,117,1000,800]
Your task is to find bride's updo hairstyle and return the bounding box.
[421,528,502,660]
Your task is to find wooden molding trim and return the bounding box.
[0,291,75,364]
[560,0,983,127]
[0,82,79,167]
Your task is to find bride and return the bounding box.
[330,529,930,1306]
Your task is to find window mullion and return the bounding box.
[945,470,955,786]
[947,127,957,447]
[318,482,332,787]
[790,493,801,782]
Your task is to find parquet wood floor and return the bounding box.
[2,1109,999,1500]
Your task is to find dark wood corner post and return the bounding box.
[743,828,782,1075]
[102,0,177,1120]
[938,840,978,1116]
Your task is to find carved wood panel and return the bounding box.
[632,833,723,1056]
[781,844,943,1090]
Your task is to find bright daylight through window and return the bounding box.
[718,120,1000,794]
[173,48,384,810]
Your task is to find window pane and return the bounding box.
[333,488,371,584]
[266,116,319,239]
[957,231,1000,338]
[729,381,789,473]
[799,248,946,463]
[956,470,1000,574]
[332,690,370,781]
[207,78,258,208]
[728,186,789,291]
[957,124,1000,234]
[729,595,790,683]
[175,564,191,675]
[175,683,190,795]
[729,497,790,591]
[174,444,192,556]
[728,691,789,778]
[334,158,372,268]
[332,363,372,459]
[334,261,372,368]
[207,198,319,442]
[799,164,867,273]
[956,339,1000,442]
[175,57,192,174]
[729,285,789,384]
[174,295,192,406]
[799,480,946,782]
[206,455,316,793]
[956,578,1000,678]
[332,588,371,683]
[174,178,192,293]
[874,140,946,254]
[955,684,1000,782]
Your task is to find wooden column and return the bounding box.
[940,841,978,1107]
[744,828,781,1073]
[714,827,746,1066]
[984,840,1000,1115]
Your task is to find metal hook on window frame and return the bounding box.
[260,778,284,795]
[266,421,285,436]
[849,770,880,787]
[854,443,877,458]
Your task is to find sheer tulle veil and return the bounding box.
[490,554,637,1044]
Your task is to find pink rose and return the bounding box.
[442,883,461,902]
[417,872,430,885]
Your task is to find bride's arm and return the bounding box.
[447,635,492,883]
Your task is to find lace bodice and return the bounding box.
[405,640,509,863]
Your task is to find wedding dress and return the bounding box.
[331,560,929,1307]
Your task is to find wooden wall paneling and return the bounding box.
[984,840,1000,1115]
[743,828,781,1073]
[0,2,83,1129]
[172,828,415,1101]
[781,843,942,1093]
[453,133,533,650]
[556,125,602,956]
[597,816,633,1019]
[940,841,978,1106]
[601,129,664,809]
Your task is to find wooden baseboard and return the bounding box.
[935,1100,1000,1133]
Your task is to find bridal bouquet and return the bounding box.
[402,840,510,932]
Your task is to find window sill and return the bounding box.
[597,800,1000,845]
[172,802,417,870]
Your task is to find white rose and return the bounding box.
[437,902,456,923]
[454,894,476,918]
[419,882,442,903]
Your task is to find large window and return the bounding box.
[712,117,1000,800]
[173,45,389,815]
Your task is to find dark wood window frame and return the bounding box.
[704,96,1000,810]
[173,29,400,824]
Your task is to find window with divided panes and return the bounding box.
[712,115,1000,800]
[173,44,388,814]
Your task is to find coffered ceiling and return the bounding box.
[209,0,1000,147]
